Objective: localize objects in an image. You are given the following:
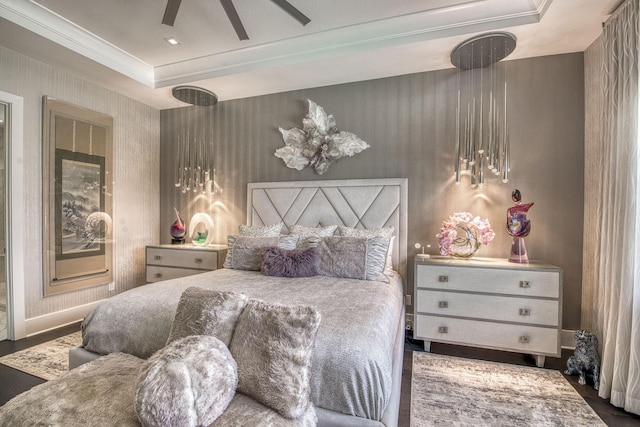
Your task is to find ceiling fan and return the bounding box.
[162,0,311,40]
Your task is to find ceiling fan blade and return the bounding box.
[269,0,310,26]
[162,0,182,26]
[219,0,249,40]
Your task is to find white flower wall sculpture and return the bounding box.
[275,99,370,175]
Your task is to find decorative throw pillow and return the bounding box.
[229,299,321,419]
[223,235,298,270]
[316,236,390,283]
[261,246,318,278]
[135,335,237,427]
[239,222,284,237]
[166,287,248,347]
[338,225,396,274]
[290,224,337,247]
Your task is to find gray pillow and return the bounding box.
[316,236,390,283]
[166,287,249,347]
[224,235,298,270]
[229,299,321,420]
[135,335,237,427]
[338,225,396,274]
[239,222,284,237]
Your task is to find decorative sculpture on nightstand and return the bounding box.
[437,212,495,259]
[506,189,534,263]
[170,207,186,244]
[189,213,215,246]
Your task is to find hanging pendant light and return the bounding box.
[172,86,217,196]
[451,32,516,189]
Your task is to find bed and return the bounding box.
[69,178,408,427]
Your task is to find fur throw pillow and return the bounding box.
[229,299,322,419]
[166,287,248,347]
[135,335,237,427]
[261,246,318,277]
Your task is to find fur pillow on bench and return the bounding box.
[135,287,322,424]
[135,335,237,427]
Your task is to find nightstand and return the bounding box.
[145,244,227,283]
[414,256,562,367]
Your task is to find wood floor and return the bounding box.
[1,324,639,426]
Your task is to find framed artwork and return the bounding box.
[42,97,113,296]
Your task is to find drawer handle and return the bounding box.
[194,258,203,264]
[519,308,531,316]
[519,335,530,344]
[519,280,531,288]
[155,272,162,278]
[438,301,449,309]
[438,275,449,283]
[154,255,162,260]
[438,326,448,334]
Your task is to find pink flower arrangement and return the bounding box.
[437,212,495,257]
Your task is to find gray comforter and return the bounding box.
[81,268,404,422]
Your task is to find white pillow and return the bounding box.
[290,224,337,247]
[239,222,283,237]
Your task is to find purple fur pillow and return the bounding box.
[261,246,318,278]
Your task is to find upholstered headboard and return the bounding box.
[247,178,408,281]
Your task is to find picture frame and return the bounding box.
[42,97,113,296]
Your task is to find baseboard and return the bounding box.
[561,329,577,350]
[24,300,106,337]
[406,313,577,351]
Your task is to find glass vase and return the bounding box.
[170,207,186,244]
[449,223,482,259]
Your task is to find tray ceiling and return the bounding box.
[0,0,622,109]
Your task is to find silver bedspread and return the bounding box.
[81,268,404,422]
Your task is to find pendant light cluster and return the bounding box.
[451,32,516,188]
[172,86,217,195]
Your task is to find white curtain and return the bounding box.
[594,0,640,415]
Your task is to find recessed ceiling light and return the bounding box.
[164,37,180,46]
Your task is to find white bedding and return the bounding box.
[81,268,404,422]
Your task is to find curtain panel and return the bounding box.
[589,0,640,415]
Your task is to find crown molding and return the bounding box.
[0,0,154,87]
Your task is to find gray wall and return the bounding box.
[0,46,160,324]
[161,53,585,329]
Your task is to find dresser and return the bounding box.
[414,256,562,367]
[145,244,227,283]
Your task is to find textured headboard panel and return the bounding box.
[247,178,408,281]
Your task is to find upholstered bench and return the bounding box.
[0,352,317,426]
[0,288,321,427]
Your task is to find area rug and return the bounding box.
[0,331,82,380]
[411,352,606,427]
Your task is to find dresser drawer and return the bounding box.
[146,247,219,269]
[416,264,559,298]
[415,314,560,356]
[416,289,560,327]
[146,266,209,283]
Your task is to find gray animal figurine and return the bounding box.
[564,330,600,390]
